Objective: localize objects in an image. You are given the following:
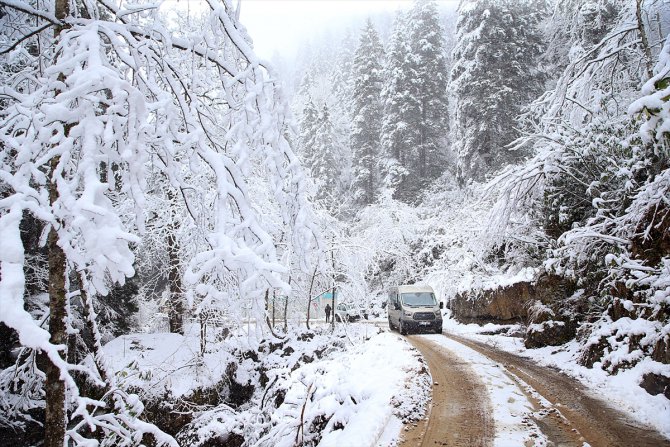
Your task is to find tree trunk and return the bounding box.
[306,267,317,330]
[200,312,207,355]
[637,0,654,79]
[367,155,374,205]
[166,190,184,335]
[45,4,71,440]
[419,97,427,177]
[44,156,67,447]
[272,290,276,328]
[283,276,290,332]
[264,289,286,339]
[264,288,273,333]
[330,250,336,329]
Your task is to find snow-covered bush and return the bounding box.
[129,326,431,447]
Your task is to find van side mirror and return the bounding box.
[394,302,400,310]
[439,302,444,309]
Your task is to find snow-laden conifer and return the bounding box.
[350,19,385,206]
[406,0,450,182]
[381,10,413,193]
[450,0,546,182]
[380,1,449,202]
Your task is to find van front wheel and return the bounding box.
[399,321,407,335]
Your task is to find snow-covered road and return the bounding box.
[395,330,670,447]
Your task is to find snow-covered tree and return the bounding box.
[381,11,413,193]
[406,0,450,182]
[0,0,315,443]
[331,29,357,105]
[542,0,621,72]
[309,105,343,210]
[350,19,385,206]
[380,1,450,202]
[291,32,357,215]
[299,98,320,167]
[450,0,546,182]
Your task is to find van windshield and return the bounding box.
[401,292,436,307]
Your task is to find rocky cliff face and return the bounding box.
[448,274,578,348]
[448,281,534,323]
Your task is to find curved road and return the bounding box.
[398,331,670,447]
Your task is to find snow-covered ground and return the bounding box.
[102,321,431,446]
[100,316,669,445]
[266,329,430,447]
[442,315,670,439]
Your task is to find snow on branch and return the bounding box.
[0,0,316,443]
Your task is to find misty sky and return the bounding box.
[163,1,457,60]
[239,0,418,59]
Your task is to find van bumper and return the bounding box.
[403,319,442,333]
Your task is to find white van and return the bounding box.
[388,284,443,335]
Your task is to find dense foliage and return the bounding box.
[2,0,669,444]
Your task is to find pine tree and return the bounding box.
[299,98,320,166]
[380,11,413,193]
[294,37,354,210]
[311,105,342,208]
[407,0,450,182]
[381,1,450,202]
[450,0,546,182]
[331,30,357,104]
[350,19,385,206]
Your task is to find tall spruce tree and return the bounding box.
[406,0,450,183]
[450,0,546,182]
[331,30,357,104]
[351,19,385,206]
[299,98,320,167]
[311,105,342,209]
[381,11,413,193]
[381,1,450,202]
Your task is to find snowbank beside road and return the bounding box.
[264,331,430,447]
[103,324,429,446]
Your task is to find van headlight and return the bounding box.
[403,311,413,317]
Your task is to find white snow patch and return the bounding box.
[269,331,430,447]
[104,330,232,399]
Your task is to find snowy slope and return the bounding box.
[102,323,430,446]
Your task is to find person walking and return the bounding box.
[325,303,332,323]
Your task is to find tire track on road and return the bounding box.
[445,332,670,447]
[400,335,494,447]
